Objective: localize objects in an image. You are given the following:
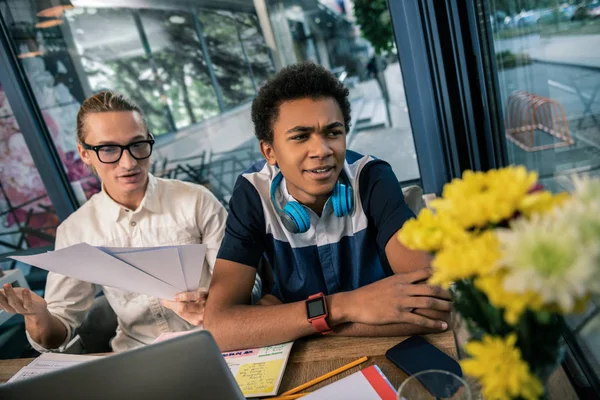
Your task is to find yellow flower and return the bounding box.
[430,166,538,229]
[518,191,570,217]
[430,231,501,288]
[475,269,544,325]
[398,208,469,253]
[461,334,544,400]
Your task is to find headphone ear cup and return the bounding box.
[332,183,353,217]
[283,202,311,233]
[345,185,354,215]
[331,183,341,217]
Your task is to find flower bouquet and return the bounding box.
[398,166,600,400]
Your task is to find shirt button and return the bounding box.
[130,221,137,227]
[156,313,163,319]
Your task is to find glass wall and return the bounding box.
[0,80,55,283]
[266,0,422,187]
[481,0,600,391]
[0,0,274,207]
[138,9,219,128]
[485,0,600,191]
[197,9,256,109]
[235,12,275,88]
[0,0,421,216]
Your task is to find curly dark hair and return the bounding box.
[251,62,351,143]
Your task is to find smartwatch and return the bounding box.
[306,293,332,334]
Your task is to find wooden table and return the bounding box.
[278,332,578,399]
[0,332,579,399]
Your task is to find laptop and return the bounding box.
[0,330,245,400]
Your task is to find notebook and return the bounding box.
[222,342,294,397]
[153,333,294,397]
[302,365,397,400]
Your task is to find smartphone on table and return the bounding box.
[386,336,464,398]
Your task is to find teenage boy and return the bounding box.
[204,63,451,350]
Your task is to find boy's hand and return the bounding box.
[339,268,451,330]
[161,289,207,326]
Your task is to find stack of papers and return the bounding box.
[10,243,207,299]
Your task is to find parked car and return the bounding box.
[589,3,600,19]
[572,2,600,20]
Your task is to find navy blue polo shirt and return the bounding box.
[216,151,415,303]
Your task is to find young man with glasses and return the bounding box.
[0,91,228,352]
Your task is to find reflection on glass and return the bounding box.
[64,7,171,135]
[483,0,600,387]
[0,81,58,264]
[139,9,219,129]
[3,1,101,201]
[397,370,472,400]
[197,9,257,108]
[486,1,600,192]
[235,13,275,87]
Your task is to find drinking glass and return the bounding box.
[397,370,471,400]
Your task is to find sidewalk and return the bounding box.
[495,34,600,69]
[346,62,420,183]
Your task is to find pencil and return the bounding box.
[280,356,368,396]
[268,393,309,400]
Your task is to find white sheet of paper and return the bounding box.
[302,365,396,400]
[176,244,207,291]
[108,247,186,291]
[10,243,180,299]
[7,353,101,383]
[100,244,207,291]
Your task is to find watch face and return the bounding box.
[306,297,326,319]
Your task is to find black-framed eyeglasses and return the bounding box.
[82,139,155,164]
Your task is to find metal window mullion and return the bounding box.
[472,0,509,168]
[132,10,177,133]
[192,9,226,112]
[445,0,481,171]
[0,11,78,221]
[235,17,258,92]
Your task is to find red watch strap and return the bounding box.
[311,316,332,334]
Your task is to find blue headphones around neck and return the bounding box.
[270,170,354,234]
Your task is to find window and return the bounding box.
[197,9,257,109]
[235,12,275,88]
[139,9,219,129]
[481,0,600,392]
[64,7,173,135]
[0,80,56,289]
[266,1,422,187]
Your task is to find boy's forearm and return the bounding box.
[206,302,316,351]
[205,293,350,351]
[331,322,441,337]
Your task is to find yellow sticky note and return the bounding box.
[235,359,284,395]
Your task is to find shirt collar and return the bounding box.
[100,173,160,221]
[278,175,333,217]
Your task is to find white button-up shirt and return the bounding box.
[27,174,227,353]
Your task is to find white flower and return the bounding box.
[497,213,600,313]
[571,175,600,208]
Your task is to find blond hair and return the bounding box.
[76,91,149,143]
